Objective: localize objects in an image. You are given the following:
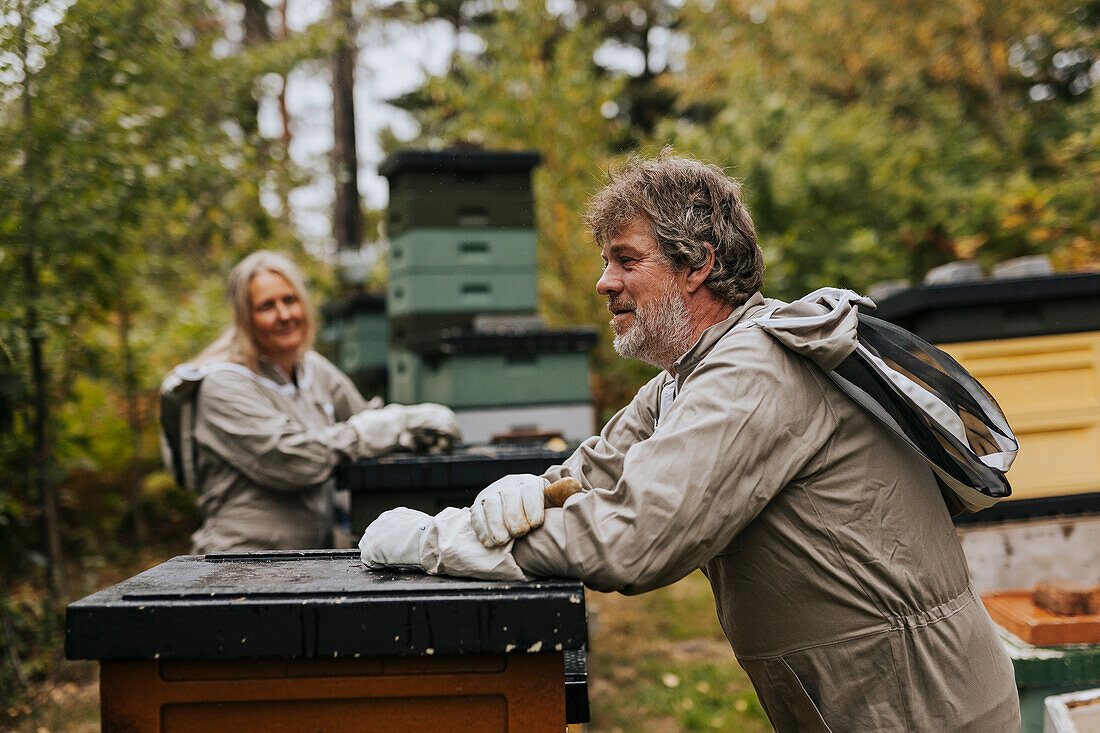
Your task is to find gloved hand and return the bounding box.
[469,474,550,548]
[421,507,531,581]
[347,403,462,458]
[359,507,431,570]
[396,403,462,453]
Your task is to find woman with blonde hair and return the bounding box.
[162,250,461,553]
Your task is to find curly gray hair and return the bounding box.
[585,151,764,306]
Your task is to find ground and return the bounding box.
[585,571,770,732]
[3,661,99,733]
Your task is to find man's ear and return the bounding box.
[685,243,715,294]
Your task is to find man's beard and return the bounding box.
[611,281,695,370]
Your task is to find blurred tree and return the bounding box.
[663,0,1099,298]
[389,1,685,150]
[378,0,495,32]
[577,0,685,150]
[4,0,66,593]
[381,0,505,118]
[385,3,657,417]
[0,0,322,590]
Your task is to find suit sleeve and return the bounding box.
[513,332,836,594]
[195,372,361,492]
[411,374,665,579]
[539,372,665,489]
[310,352,371,421]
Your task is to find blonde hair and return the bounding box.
[195,251,316,372]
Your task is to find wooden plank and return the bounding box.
[983,590,1100,646]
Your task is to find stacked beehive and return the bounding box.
[319,293,387,400]
[379,149,596,443]
[874,271,1100,514]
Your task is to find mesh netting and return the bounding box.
[830,314,1015,514]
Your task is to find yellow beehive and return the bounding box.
[940,331,1100,501]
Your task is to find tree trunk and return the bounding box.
[332,0,361,252]
[119,304,148,546]
[19,0,65,596]
[239,0,273,169]
[22,252,63,594]
[277,0,293,219]
[959,0,1008,147]
[242,0,273,45]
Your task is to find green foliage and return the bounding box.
[620,658,769,731]
[664,0,1100,299]
[389,0,1097,415]
[0,587,65,712]
[0,0,330,598]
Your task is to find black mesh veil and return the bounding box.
[828,314,1016,515]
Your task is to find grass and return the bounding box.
[586,570,770,732]
[5,568,768,732]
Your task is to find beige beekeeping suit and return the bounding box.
[185,351,368,553]
[416,291,1020,732]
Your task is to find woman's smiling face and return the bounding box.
[249,270,305,366]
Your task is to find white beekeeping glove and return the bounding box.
[420,507,530,581]
[469,474,550,548]
[359,507,431,570]
[358,506,530,581]
[346,403,462,457]
[394,403,462,452]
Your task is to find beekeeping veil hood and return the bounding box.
[750,287,1017,515]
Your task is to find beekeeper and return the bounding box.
[359,153,1020,731]
[162,250,461,554]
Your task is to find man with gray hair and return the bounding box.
[361,153,1020,731]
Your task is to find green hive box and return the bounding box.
[389,229,537,274]
[320,295,388,397]
[380,150,541,237]
[999,628,1100,732]
[336,312,388,372]
[387,327,596,410]
[387,228,538,318]
[387,270,538,318]
[385,189,534,236]
[388,349,591,410]
[387,168,536,197]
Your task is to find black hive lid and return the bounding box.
[320,293,386,320]
[872,272,1100,343]
[874,272,1100,321]
[406,327,598,358]
[379,148,542,178]
[66,550,586,661]
[337,445,572,493]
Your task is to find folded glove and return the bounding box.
[347,403,462,458]
[359,506,530,581]
[470,473,550,548]
[359,507,431,569]
[421,507,530,581]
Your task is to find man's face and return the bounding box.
[597,219,694,369]
[249,271,306,362]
